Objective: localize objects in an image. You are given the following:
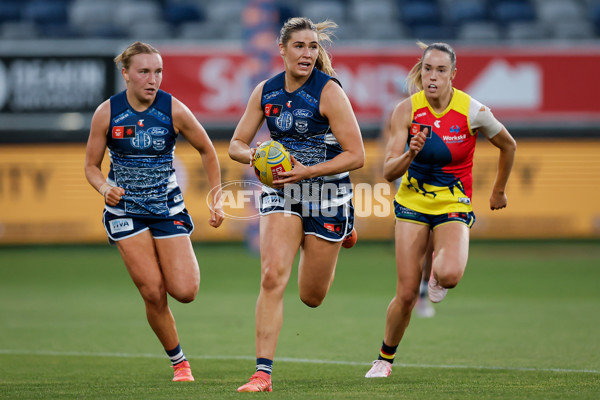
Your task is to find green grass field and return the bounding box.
[0,241,599,399]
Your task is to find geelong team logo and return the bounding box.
[153,138,166,151]
[295,119,308,133]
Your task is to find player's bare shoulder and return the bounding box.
[93,99,111,118]
[90,99,111,132]
[389,97,413,133]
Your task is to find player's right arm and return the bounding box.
[84,100,124,206]
[382,98,426,182]
[229,81,266,166]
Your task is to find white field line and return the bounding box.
[0,349,598,375]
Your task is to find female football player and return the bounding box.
[365,41,516,378]
[84,41,223,382]
[229,17,364,392]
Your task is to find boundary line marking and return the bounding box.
[1,349,598,374]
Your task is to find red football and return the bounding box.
[342,228,357,249]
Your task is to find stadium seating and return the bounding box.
[456,21,501,41]
[446,0,489,27]
[164,2,205,26]
[22,0,71,38]
[0,2,21,24]
[400,1,442,29]
[492,0,536,24]
[505,21,548,41]
[590,1,600,36]
[302,1,347,25]
[0,0,598,41]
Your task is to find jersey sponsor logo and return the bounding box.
[324,222,343,234]
[113,111,133,124]
[174,193,183,203]
[275,111,293,131]
[295,119,308,133]
[434,120,441,128]
[109,218,134,234]
[458,197,471,205]
[293,109,313,118]
[147,127,169,136]
[450,125,460,134]
[448,212,468,219]
[265,103,282,117]
[396,204,419,218]
[112,125,136,139]
[137,119,144,127]
[263,89,283,101]
[443,134,467,143]
[286,100,292,108]
[174,220,188,231]
[410,123,432,138]
[112,126,124,139]
[262,194,284,208]
[415,111,427,119]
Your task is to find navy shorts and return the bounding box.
[393,200,475,229]
[102,209,194,244]
[259,191,354,242]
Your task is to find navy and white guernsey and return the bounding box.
[261,68,352,208]
[105,89,185,217]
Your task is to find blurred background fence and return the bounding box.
[0,0,599,244]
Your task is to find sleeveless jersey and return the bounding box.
[261,68,352,207]
[105,89,184,217]
[395,88,478,215]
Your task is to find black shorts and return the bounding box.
[259,191,354,242]
[102,209,194,244]
[394,200,475,229]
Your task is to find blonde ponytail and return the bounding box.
[314,20,337,76]
[406,41,429,94]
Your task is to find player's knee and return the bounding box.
[438,271,462,288]
[169,280,199,303]
[173,288,197,303]
[139,284,167,308]
[261,264,286,292]
[395,288,418,309]
[300,293,325,308]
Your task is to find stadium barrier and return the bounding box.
[0,139,598,244]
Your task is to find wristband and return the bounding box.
[99,182,112,198]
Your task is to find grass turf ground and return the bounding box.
[0,241,599,399]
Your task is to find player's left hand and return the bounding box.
[489,191,507,210]
[105,186,125,207]
[272,154,311,187]
[209,200,224,228]
[248,141,263,166]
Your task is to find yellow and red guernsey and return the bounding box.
[395,88,477,215]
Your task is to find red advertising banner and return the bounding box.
[159,46,600,126]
